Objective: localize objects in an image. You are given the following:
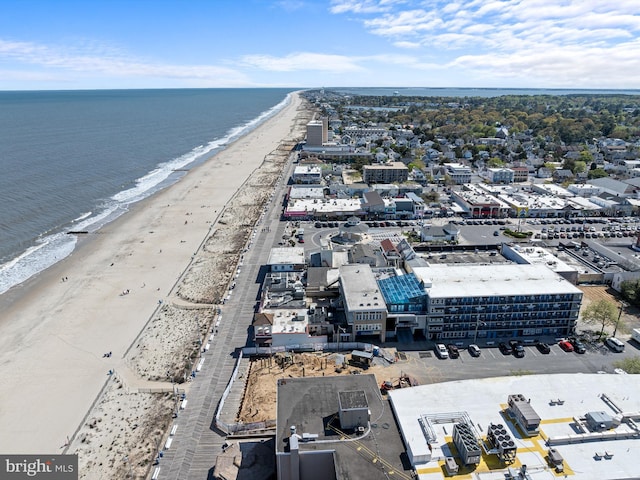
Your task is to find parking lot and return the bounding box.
[389,338,639,385]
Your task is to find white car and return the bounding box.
[435,343,449,359]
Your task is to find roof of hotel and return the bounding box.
[388,374,640,480]
[413,263,582,298]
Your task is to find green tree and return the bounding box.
[487,157,504,168]
[620,279,640,306]
[588,168,608,179]
[579,150,594,163]
[612,357,640,374]
[581,300,619,337]
[573,161,587,174]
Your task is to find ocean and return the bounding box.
[0,88,295,295]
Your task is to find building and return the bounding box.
[485,168,515,184]
[305,118,327,147]
[445,163,472,184]
[409,263,583,341]
[362,161,409,184]
[388,373,640,479]
[267,247,306,272]
[338,265,387,342]
[419,222,460,242]
[512,166,529,182]
[276,374,408,480]
[292,165,322,184]
[451,185,510,218]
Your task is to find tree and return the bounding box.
[612,357,640,374]
[487,157,504,168]
[581,300,619,337]
[588,168,608,179]
[573,161,587,174]
[620,279,640,306]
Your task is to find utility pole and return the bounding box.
[613,301,626,337]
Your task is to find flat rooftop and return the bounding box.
[276,374,411,480]
[389,373,640,480]
[414,263,582,298]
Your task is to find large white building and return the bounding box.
[408,263,583,341]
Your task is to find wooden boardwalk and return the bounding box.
[158,165,293,479]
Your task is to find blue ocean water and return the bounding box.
[0,88,295,294]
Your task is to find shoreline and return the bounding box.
[0,91,294,299]
[0,90,307,456]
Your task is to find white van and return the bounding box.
[605,337,625,352]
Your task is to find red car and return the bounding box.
[558,340,574,352]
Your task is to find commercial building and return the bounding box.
[362,161,409,184]
[388,373,640,479]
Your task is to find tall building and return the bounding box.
[306,117,327,147]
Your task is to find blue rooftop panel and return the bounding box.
[378,273,425,305]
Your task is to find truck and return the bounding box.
[632,328,640,345]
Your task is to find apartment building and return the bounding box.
[362,161,409,184]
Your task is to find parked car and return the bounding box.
[558,339,574,352]
[510,341,525,358]
[535,341,551,354]
[605,337,625,352]
[569,337,586,354]
[435,343,449,359]
[468,344,481,357]
[446,344,460,359]
[498,342,512,355]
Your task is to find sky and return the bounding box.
[0,0,638,90]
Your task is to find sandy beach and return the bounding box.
[0,91,309,475]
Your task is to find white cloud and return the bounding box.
[328,0,640,86]
[240,52,366,73]
[0,38,250,86]
[329,0,403,14]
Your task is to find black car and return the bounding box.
[535,341,551,354]
[569,337,587,354]
[446,344,460,359]
[512,343,526,358]
[498,342,512,355]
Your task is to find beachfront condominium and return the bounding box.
[306,117,328,147]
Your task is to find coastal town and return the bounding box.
[7,90,640,480]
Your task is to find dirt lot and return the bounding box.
[578,285,638,334]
